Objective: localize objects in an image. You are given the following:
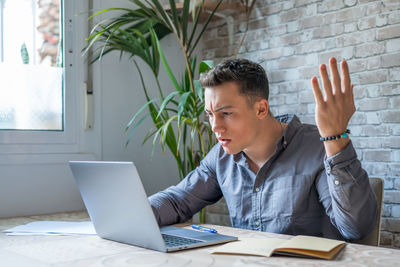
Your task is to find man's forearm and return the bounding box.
[149,187,192,226]
[319,142,378,240]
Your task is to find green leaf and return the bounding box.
[177,91,192,126]
[181,0,190,44]
[176,120,184,155]
[131,1,158,19]
[168,0,181,38]
[149,27,161,77]
[20,43,29,64]
[160,115,178,151]
[151,127,163,157]
[125,113,150,147]
[194,80,203,101]
[152,23,173,43]
[152,29,181,91]
[142,126,159,145]
[186,0,204,51]
[88,7,130,21]
[199,60,214,74]
[186,146,194,170]
[125,99,157,132]
[164,107,178,113]
[147,0,175,32]
[157,91,179,118]
[84,6,172,77]
[133,59,158,102]
[176,117,192,154]
[132,28,150,55]
[190,124,197,148]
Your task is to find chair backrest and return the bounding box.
[354,177,384,246]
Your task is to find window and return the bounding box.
[0,1,97,218]
[0,0,63,131]
[0,0,89,154]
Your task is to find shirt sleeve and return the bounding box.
[148,145,223,226]
[316,141,379,241]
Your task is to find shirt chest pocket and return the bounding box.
[262,174,317,218]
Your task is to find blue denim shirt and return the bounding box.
[149,114,378,240]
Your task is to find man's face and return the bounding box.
[204,82,261,155]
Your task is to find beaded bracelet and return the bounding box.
[320,129,350,142]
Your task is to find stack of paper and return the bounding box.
[2,221,96,236]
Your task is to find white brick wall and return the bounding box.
[201,0,400,247]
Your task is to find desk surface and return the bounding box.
[0,211,399,266]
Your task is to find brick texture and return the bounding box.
[201,0,400,248]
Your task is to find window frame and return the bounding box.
[0,1,88,155]
[0,0,4,62]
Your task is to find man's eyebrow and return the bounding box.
[205,106,233,113]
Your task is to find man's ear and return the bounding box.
[255,99,269,119]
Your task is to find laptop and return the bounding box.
[69,161,237,252]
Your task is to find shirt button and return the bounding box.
[255,187,260,192]
[334,180,340,185]
[255,220,260,226]
[283,141,287,145]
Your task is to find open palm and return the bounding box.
[311,57,356,138]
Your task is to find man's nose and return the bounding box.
[211,117,224,133]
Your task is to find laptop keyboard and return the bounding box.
[162,234,203,248]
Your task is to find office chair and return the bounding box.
[353,177,384,246]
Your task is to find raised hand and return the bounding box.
[311,57,356,156]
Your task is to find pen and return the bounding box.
[191,224,218,233]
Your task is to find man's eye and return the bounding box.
[223,112,232,116]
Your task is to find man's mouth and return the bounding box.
[217,137,231,146]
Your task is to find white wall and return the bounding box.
[0,155,94,217]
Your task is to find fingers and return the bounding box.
[329,57,341,95]
[314,57,353,103]
[311,76,324,104]
[341,60,351,94]
[319,63,333,100]
[350,84,354,105]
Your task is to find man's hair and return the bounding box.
[199,58,269,106]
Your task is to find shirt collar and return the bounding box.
[275,113,301,148]
[233,152,248,166]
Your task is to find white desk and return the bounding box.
[0,211,399,266]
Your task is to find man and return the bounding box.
[149,57,378,241]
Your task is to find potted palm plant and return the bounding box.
[85,0,222,178]
[84,0,256,222]
[85,0,223,222]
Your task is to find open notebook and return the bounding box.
[212,235,346,260]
